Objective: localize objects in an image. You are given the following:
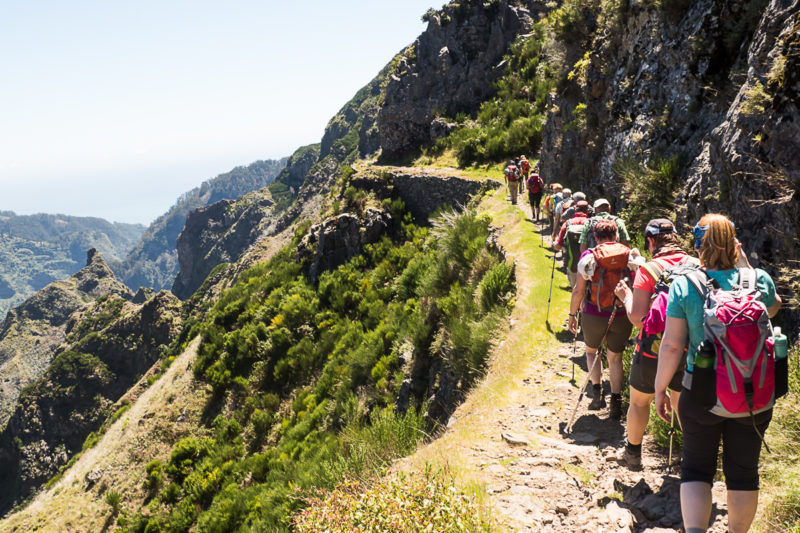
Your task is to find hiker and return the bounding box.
[518,155,530,200]
[527,168,544,221]
[560,191,591,222]
[550,188,572,240]
[550,188,574,241]
[554,200,590,288]
[613,219,699,469]
[544,184,563,232]
[580,198,630,252]
[519,155,531,179]
[567,219,634,419]
[655,214,782,533]
[505,160,520,205]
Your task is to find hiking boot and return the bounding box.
[588,386,606,410]
[617,446,642,470]
[610,394,623,420]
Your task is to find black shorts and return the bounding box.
[678,390,772,490]
[581,311,632,354]
[529,191,543,208]
[629,349,684,394]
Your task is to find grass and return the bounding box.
[393,185,571,525]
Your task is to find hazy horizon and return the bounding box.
[0,1,434,225]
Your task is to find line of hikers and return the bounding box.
[518,179,786,533]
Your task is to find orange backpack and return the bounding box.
[587,242,630,310]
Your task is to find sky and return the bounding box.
[0,1,435,225]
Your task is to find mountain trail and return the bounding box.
[399,188,731,532]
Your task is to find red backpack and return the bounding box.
[527,173,543,194]
[587,242,630,310]
[506,165,518,181]
[520,159,531,173]
[686,268,778,418]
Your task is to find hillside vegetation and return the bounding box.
[0,212,142,319]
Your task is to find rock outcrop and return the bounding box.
[298,208,392,283]
[171,190,275,300]
[352,167,502,219]
[0,249,132,430]
[378,1,542,158]
[0,290,182,513]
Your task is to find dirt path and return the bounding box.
[481,218,733,532]
[402,192,732,532]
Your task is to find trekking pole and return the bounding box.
[667,408,675,473]
[544,251,557,324]
[565,300,620,434]
[570,310,580,384]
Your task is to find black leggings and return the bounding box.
[678,390,772,490]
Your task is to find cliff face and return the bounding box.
[171,190,275,300]
[537,0,800,334]
[378,1,543,158]
[0,249,133,430]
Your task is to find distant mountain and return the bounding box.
[0,212,143,318]
[113,158,287,292]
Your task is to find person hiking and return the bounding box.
[505,160,520,205]
[551,188,574,241]
[554,200,590,288]
[568,219,634,419]
[544,183,563,232]
[612,219,699,469]
[519,155,531,179]
[527,168,544,221]
[560,191,591,222]
[550,188,572,241]
[580,198,630,252]
[655,214,782,533]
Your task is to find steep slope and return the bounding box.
[0,212,143,318]
[113,158,286,293]
[0,249,133,431]
[0,290,182,513]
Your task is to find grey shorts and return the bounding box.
[581,311,632,353]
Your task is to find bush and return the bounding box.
[294,467,491,532]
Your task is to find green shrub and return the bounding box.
[615,154,682,235]
[294,466,491,532]
[479,260,514,312]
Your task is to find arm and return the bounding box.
[613,283,650,329]
[654,316,689,422]
[768,293,782,318]
[567,276,586,333]
[553,224,567,251]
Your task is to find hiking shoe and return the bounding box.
[617,446,642,470]
[588,390,606,410]
[610,394,623,420]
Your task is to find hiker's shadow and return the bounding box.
[600,476,726,530]
[563,414,624,442]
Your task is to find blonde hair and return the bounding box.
[698,213,738,270]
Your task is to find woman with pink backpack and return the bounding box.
[655,214,782,533]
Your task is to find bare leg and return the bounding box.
[585,348,602,385]
[681,481,713,531]
[727,490,759,533]
[626,388,654,446]
[607,350,623,394]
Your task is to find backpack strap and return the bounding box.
[737,267,756,291]
[640,261,664,286]
[685,269,710,299]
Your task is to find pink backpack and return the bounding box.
[686,268,775,418]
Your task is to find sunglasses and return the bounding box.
[693,221,735,250]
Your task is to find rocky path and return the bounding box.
[445,213,732,532]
